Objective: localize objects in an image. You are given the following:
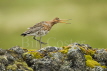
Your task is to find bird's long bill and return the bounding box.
[59,19,71,24]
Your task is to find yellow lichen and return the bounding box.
[15,61,33,71]
[101,66,106,68]
[59,49,68,54]
[6,61,33,71]
[80,47,95,55]
[85,55,92,60]
[86,60,101,68]
[85,55,101,68]
[62,46,70,50]
[59,46,70,54]
[6,64,17,70]
[27,49,43,59]
[88,49,95,55]
[48,51,57,57]
[80,47,87,53]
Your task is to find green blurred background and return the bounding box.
[0,0,107,49]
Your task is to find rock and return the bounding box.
[0,43,107,71]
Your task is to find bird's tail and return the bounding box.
[21,33,27,37]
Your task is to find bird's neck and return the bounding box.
[45,21,57,28]
[51,22,56,26]
[50,21,57,26]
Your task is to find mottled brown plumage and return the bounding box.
[21,17,71,48]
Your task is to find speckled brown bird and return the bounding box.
[21,17,71,48]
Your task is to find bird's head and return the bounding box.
[52,17,71,24]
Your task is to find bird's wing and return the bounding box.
[28,21,45,29]
[24,21,44,34]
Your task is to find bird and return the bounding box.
[21,17,71,48]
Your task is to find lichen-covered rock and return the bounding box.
[0,46,33,71]
[29,58,61,71]
[0,43,107,71]
[67,46,86,71]
[0,63,5,71]
[94,49,107,66]
[0,48,6,55]
[9,46,25,54]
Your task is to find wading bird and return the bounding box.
[21,17,71,48]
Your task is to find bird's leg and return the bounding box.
[33,36,40,42]
[39,37,42,49]
[39,37,47,44]
[33,36,47,48]
[33,36,41,48]
[33,36,47,44]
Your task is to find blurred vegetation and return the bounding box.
[0,0,107,49]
